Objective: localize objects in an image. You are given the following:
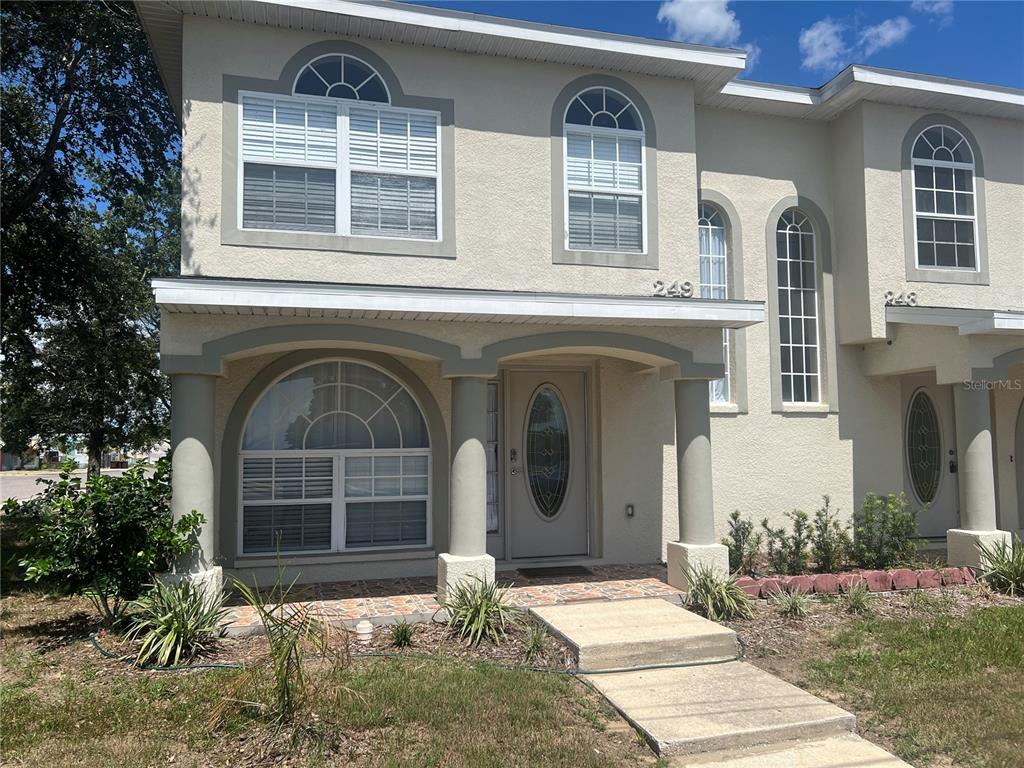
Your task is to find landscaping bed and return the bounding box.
[0,590,660,768]
[723,585,1024,768]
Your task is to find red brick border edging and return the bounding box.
[735,566,975,598]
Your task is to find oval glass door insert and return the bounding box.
[907,390,941,504]
[525,386,570,518]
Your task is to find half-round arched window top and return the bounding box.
[293,54,390,103]
[912,125,973,165]
[779,208,813,234]
[698,202,725,229]
[565,87,643,132]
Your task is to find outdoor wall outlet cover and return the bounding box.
[626,503,635,517]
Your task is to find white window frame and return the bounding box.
[563,100,647,255]
[237,358,434,556]
[776,211,822,405]
[237,89,442,243]
[910,125,979,273]
[698,202,730,403]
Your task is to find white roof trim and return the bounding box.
[886,306,1024,336]
[153,278,765,328]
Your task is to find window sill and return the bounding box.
[554,247,657,269]
[775,402,832,415]
[905,265,988,286]
[710,402,740,415]
[222,226,455,259]
[232,547,435,569]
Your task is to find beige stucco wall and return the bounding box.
[180,15,701,297]
[860,102,1024,340]
[993,362,1024,533]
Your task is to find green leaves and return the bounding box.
[682,564,753,622]
[444,577,515,646]
[979,534,1024,596]
[851,492,919,570]
[125,579,228,667]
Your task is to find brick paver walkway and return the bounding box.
[224,563,681,633]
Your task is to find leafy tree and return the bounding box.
[1,1,180,472]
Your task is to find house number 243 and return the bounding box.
[653,280,694,298]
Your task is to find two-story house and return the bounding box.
[138,0,1024,596]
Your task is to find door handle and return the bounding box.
[510,448,519,476]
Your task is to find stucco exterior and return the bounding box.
[144,2,1023,588]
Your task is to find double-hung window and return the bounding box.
[698,203,730,403]
[564,87,645,253]
[239,54,440,241]
[911,125,977,271]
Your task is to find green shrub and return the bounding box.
[525,623,548,661]
[8,458,202,622]
[125,578,227,666]
[979,534,1024,596]
[769,587,813,619]
[851,492,918,570]
[682,564,754,621]
[721,511,762,575]
[811,496,851,573]
[390,620,414,648]
[842,583,873,616]
[761,510,812,575]
[444,577,515,646]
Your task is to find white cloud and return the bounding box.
[799,17,849,72]
[858,16,913,57]
[911,0,954,24]
[657,0,741,46]
[656,0,762,72]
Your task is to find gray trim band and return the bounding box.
[218,40,457,258]
[550,74,659,269]
[900,113,989,286]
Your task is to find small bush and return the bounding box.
[761,510,812,575]
[445,577,514,646]
[390,620,414,648]
[683,564,754,621]
[722,511,762,575]
[125,578,227,666]
[842,583,873,616]
[9,458,202,623]
[979,534,1024,596]
[525,623,548,661]
[769,587,813,619]
[851,492,919,570]
[811,496,851,573]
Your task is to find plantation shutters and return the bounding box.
[239,94,440,239]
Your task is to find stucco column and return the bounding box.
[666,379,728,590]
[947,384,1008,567]
[437,376,495,600]
[170,373,223,595]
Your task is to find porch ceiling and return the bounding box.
[886,305,1024,336]
[152,277,765,329]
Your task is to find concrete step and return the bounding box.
[583,661,856,757]
[530,598,738,672]
[669,733,913,767]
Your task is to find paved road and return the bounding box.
[0,469,130,501]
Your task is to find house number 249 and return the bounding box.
[653,280,694,298]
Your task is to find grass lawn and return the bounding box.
[0,592,661,768]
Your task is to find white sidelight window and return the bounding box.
[239,54,440,240]
[486,381,500,534]
[240,360,431,555]
[911,125,977,271]
[775,210,820,404]
[564,87,645,253]
[698,202,730,402]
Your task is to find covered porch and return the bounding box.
[154,277,764,597]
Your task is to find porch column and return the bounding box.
[437,376,495,600]
[947,384,1009,568]
[666,378,728,591]
[169,373,223,595]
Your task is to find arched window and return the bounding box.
[240,360,431,554]
[294,54,390,103]
[912,125,977,270]
[775,210,820,404]
[564,87,645,253]
[698,202,729,402]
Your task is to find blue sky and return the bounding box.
[409,1,1024,88]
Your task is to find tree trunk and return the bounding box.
[87,429,105,478]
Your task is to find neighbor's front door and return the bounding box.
[506,369,589,559]
[902,374,959,537]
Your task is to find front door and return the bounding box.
[902,374,959,536]
[507,369,589,559]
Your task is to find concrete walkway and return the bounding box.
[531,598,912,767]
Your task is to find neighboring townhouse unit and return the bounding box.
[138,0,1024,595]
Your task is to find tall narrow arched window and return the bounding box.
[240,360,431,554]
[912,125,977,270]
[698,202,729,402]
[776,210,820,404]
[564,87,645,253]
